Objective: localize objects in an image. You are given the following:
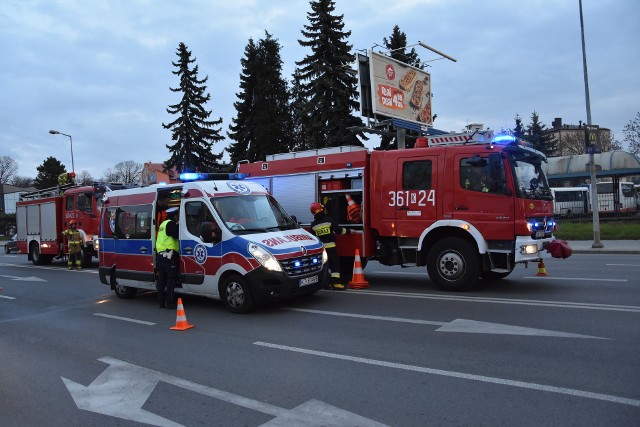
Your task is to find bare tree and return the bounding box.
[76,170,94,186]
[0,156,18,185]
[9,176,34,187]
[101,161,142,184]
[623,112,640,154]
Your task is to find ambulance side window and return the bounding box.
[403,160,432,190]
[113,205,152,239]
[185,201,215,237]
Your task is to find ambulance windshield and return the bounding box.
[211,194,299,233]
[508,152,553,201]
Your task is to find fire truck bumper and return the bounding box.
[244,264,330,304]
[515,236,552,263]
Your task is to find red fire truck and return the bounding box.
[237,130,558,291]
[16,182,125,267]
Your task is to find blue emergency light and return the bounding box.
[179,172,246,181]
[493,134,517,144]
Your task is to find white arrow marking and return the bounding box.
[63,357,387,427]
[0,274,46,282]
[286,308,605,339]
[435,319,606,338]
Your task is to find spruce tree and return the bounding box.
[525,111,558,157]
[513,114,526,139]
[33,156,66,189]
[295,0,365,149]
[228,32,291,165]
[163,42,224,174]
[379,25,422,150]
[289,68,310,151]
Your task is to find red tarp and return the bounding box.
[547,239,573,259]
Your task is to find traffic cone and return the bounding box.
[348,249,369,289]
[170,298,194,330]
[535,261,548,277]
[345,194,362,223]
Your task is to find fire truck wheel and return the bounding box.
[480,268,514,281]
[427,237,479,291]
[114,282,137,299]
[30,244,53,266]
[81,248,93,268]
[220,275,254,314]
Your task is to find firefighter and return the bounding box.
[156,207,180,308]
[63,220,82,270]
[310,202,351,290]
[480,175,490,193]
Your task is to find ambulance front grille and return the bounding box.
[280,254,323,277]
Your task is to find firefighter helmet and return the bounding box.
[309,202,324,215]
[69,220,76,226]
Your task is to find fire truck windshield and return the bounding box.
[508,153,553,201]
[211,194,299,233]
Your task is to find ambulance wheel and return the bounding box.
[114,282,137,299]
[221,275,254,314]
[427,237,479,291]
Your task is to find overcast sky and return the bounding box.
[2,0,638,180]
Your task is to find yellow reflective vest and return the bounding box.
[156,219,179,252]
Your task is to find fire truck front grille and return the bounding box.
[280,254,323,277]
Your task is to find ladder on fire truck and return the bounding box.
[19,183,75,200]
[422,129,496,147]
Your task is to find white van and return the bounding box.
[98,178,328,313]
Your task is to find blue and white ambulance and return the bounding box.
[98,176,328,313]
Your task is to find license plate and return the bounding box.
[535,231,545,238]
[299,275,318,287]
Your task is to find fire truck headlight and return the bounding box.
[248,243,282,272]
[322,248,328,264]
[520,244,538,255]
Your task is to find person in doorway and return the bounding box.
[156,207,180,308]
[310,202,351,290]
[63,220,83,270]
[156,194,171,237]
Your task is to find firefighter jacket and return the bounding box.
[311,213,348,249]
[64,229,83,254]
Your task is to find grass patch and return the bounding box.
[554,219,640,240]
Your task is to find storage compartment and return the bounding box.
[320,180,347,191]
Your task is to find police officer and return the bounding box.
[63,220,82,270]
[310,202,350,290]
[156,206,180,308]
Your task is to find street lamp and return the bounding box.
[49,129,74,174]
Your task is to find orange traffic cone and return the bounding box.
[170,298,194,330]
[348,249,369,289]
[345,194,362,223]
[535,261,548,277]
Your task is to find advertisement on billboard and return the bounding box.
[368,51,432,126]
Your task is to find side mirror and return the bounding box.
[199,222,222,244]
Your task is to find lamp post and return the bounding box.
[49,129,74,174]
[578,0,603,248]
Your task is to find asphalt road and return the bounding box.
[1,252,639,426]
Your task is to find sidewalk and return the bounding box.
[567,240,640,255]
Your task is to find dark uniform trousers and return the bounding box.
[156,250,178,308]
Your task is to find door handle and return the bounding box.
[455,205,469,211]
[184,246,193,254]
[140,247,148,253]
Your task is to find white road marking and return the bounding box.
[254,341,640,408]
[286,308,605,339]
[63,356,388,426]
[0,295,16,300]
[93,313,155,325]
[524,276,628,282]
[341,289,640,313]
[0,262,98,273]
[606,263,640,267]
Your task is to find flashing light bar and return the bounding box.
[179,172,246,181]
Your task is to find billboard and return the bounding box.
[368,51,432,127]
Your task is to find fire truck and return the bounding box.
[16,181,125,267]
[237,130,559,291]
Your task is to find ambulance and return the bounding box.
[98,175,328,313]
